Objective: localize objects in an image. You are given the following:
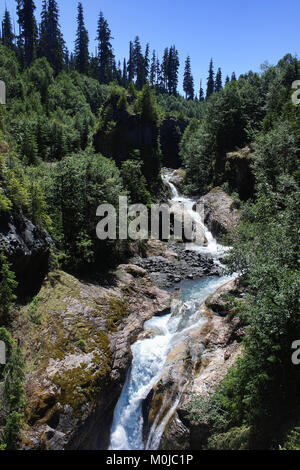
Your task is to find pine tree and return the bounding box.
[167,45,179,95]
[39,0,64,74]
[231,71,237,81]
[161,48,169,91]
[150,50,156,86]
[97,11,114,84]
[144,43,150,83]
[215,67,223,92]
[183,56,194,100]
[127,41,134,84]
[122,58,127,87]
[2,9,14,49]
[206,58,215,98]
[74,2,89,75]
[133,36,147,90]
[199,80,205,101]
[225,75,230,85]
[16,0,37,67]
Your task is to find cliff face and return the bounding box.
[197,188,241,240]
[0,211,52,298]
[17,264,170,450]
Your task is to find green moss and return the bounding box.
[207,426,251,450]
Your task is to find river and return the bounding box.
[108,173,232,451]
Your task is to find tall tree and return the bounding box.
[2,9,14,49]
[16,0,37,67]
[74,2,89,75]
[150,50,156,86]
[127,41,134,84]
[97,11,114,84]
[225,75,230,85]
[206,58,215,98]
[161,47,169,91]
[167,45,179,95]
[39,0,64,73]
[215,67,223,92]
[231,71,237,81]
[122,58,127,87]
[133,36,147,90]
[183,56,194,100]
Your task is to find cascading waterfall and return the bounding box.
[108,171,232,451]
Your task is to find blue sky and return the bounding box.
[3,0,300,94]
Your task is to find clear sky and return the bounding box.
[2,0,300,94]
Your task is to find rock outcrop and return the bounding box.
[197,188,240,240]
[17,265,171,450]
[144,280,245,450]
[0,211,52,298]
[169,169,187,193]
[226,146,255,200]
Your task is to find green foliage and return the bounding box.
[0,252,18,325]
[0,328,25,450]
[281,427,300,450]
[121,160,152,206]
[187,393,229,434]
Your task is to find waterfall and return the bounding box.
[108,171,232,451]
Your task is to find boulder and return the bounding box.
[197,188,240,240]
[169,169,187,193]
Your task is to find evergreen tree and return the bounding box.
[74,2,89,75]
[97,11,114,84]
[39,0,64,74]
[150,50,156,86]
[215,67,223,92]
[16,0,37,67]
[133,36,147,89]
[231,71,237,81]
[206,58,215,98]
[144,43,150,82]
[122,58,127,87]
[225,75,230,85]
[161,47,169,91]
[199,79,205,101]
[2,9,14,49]
[167,45,179,95]
[127,41,134,83]
[183,56,194,100]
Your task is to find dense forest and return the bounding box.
[0,0,299,452]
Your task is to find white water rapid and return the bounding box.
[108,171,233,451]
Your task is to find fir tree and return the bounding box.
[133,36,147,90]
[74,2,89,75]
[231,71,237,81]
[127,41,134,84]
[161,47,169,91]
[150,50,156,86]
[225,75,230,85]
[122,58,127,87]
[206,58,215,98]
[97,11,114,84]
[183,56,194,100]
[16,0,37,67]
[167,45,179,95]
[2,9,14,49]
[215,67,223,92]
[39,0,64,74]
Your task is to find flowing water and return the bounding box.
[108,172,232,451]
